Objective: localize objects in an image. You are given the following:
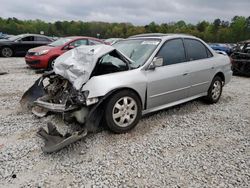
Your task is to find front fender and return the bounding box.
[81,69,147,108]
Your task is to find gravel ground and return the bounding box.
[0,58,250,188]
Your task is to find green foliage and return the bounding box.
[0,16,250,42]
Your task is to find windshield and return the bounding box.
[8,34,25,41]
[113,39,160,68]
[49,38,72,47]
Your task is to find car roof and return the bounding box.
[64,36,102,40]
[19,33,51,38]
[128,33,195,40]
[238,40,250,44]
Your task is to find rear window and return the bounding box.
[185,39,212,61]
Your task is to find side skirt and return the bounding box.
[142,92,207,115]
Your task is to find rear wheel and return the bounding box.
[1,47,13,57]
[105,90,142,133]
[205,76,223,104]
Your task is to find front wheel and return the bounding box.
[205,76,223,104]
[48,57,57,70]
[1,47,13,57]
[105,90,142,133]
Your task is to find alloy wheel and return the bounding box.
[112,96,138,127]
[211,80,222,101]
[2,47,13,57]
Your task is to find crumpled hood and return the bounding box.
[54,44,117,90]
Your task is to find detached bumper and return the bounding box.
[34,99,79,113]
[37,122,87,153]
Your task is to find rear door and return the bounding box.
[146,38,191,109]
[183,38,216,97]
[34,36,52,47]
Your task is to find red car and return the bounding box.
[25,36,106,69]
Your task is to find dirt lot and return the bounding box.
[0,58,250,187]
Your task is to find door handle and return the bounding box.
[183,73,188,76]
[211,66,215,69]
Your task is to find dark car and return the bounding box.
[231,40,250,76]
[0,34,54,57]
[25,36,107,69]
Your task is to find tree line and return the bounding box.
[0,16,250,43]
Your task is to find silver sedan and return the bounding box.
[23,33,232,134]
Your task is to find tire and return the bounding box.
[48,57,57,70]
[105,90,142,133]
[1,47,13,57]
[205,76,223,104]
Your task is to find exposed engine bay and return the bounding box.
[21,72,103,153]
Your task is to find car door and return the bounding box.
[62,39,88,53]
[16,36,35,55]
[146,38,191,109]
[183,38,216,97]
[34,36,52,47]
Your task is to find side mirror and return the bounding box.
[148,57,164,70]
[64,45,74,50]
[68,45,75,50]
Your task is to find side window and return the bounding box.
[21,36,34,41]
[35,36,51,42]
[185,39,211,60]
[70,39,87,47]
[156,39,186,66]
[89,40,102,45]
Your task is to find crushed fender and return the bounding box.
[20,77,46,110]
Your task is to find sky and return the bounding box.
[0,0,249,25]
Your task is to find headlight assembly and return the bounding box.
[34,49,49,56]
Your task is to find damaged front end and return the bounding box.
[20,44,129,153]
[21,72,103,153]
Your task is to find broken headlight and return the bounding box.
[80,90,99,106]
[86,97,99,106]
[77,90,89,103]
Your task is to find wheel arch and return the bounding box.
[214,72,225,84]
[102,87,143,108]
